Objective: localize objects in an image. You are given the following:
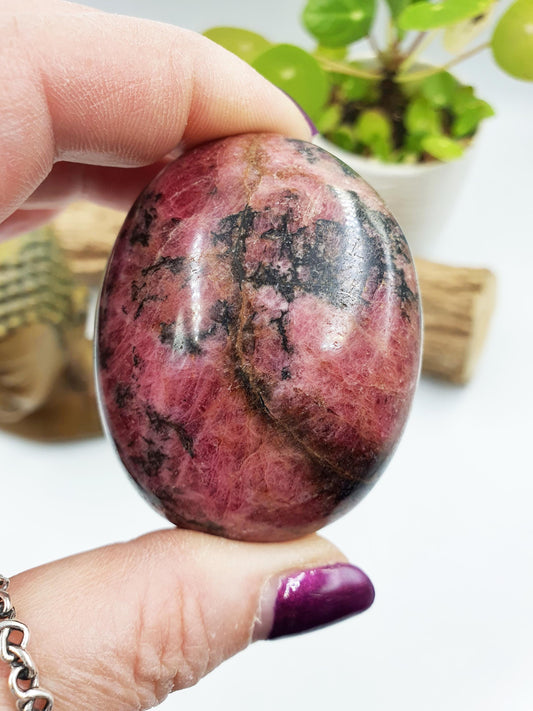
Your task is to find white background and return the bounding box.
[2,1,533,710]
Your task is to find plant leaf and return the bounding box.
[419,71,458,107]
[203,27,271,63]
[405,96,442,135]
[398,0,494,31]
[252,44,329,120]
[404,132,424,156]
[451,84,476,113]
[302,0,376,47]
[421,135,464,161]
[356,109,393,160]
[452,99,494,137]
[491,0,533,81]
[316,103,343,133]
[329,125,358,151]
[443,4,495,54]
[356,109,392,141]
[314,45,348,61]
[384,0,418,20]
[328,67,378,101]
[396,150,420,164]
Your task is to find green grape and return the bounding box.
[398,0,494,31]
[491,0,533,81]
[252,44,329,120]
[203,27,271,63]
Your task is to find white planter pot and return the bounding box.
[315,135,475,257]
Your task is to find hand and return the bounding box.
[0,0,312,239]
[0,2,374,709]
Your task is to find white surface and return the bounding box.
[2,1,533,710]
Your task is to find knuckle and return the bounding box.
[128,569,211,708]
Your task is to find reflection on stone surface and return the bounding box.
[97,133,421,542]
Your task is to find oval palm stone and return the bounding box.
[97,133,421,542]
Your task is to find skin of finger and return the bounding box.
[0,0,310,226]
[0,161,171,240]
[0,530,347,710]
[21,160,172,210]
[0,208,61,241]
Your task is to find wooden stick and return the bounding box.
[51,202,126,285]
[416,258,496,384]
[51,202,497,385]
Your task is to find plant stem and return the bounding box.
[403,31,427,59]
[317,57,382,80]
[396,41,491,83]
[386,18,396,51]
[398,30,438,74]
[368,33,382,58]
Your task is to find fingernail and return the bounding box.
[253,563,375,641]
[298,107,319,138]
[281,90,319,137]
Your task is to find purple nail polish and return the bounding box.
[281,90,319,137]
[254,563,375,641]
[298,107,319,138]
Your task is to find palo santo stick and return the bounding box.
[52,202,496,384]
[416,258,496,384]
[51,202,126,285]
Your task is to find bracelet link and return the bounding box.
[0,590,15,621]
[0,620,30,664]
[0,575,54,711]
[13,684,54,711]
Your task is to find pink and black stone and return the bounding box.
[97,133,421,542]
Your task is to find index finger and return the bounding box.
[0,0,310,223]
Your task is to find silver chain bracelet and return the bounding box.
[0,575,54,711]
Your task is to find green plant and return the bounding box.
[205,0,533,164]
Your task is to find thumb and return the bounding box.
[1,529,374,710]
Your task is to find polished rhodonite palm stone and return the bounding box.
[97,133,421,541]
